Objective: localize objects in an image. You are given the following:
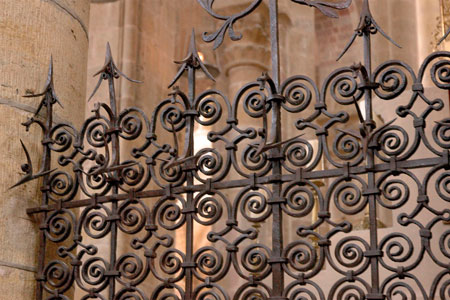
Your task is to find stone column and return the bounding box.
[0,0,90,298]
[219,3,271,99]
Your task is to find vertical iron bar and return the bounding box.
[36,92,53,300]
[268,0,284,296]
[269,0,280,92]
[185,66,196,300]
[108,74,119,300]
[363,28,380,297]
[270,98,284,298]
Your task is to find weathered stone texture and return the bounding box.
[0,0,90,298]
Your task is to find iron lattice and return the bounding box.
[15,0,450,299]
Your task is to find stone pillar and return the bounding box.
[219,3,271,99]
[0,0,90,298]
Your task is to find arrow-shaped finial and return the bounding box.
[337,0,400,61]
[168,29,216,88]
[23,56,63,117]
[88,42,142,102]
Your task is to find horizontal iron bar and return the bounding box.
[26,156,443,215]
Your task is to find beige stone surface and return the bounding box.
[0,265,36,299]
[0,0,90,298]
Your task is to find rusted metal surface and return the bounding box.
[13,0,450,299]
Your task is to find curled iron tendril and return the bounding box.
[198,0,351,50]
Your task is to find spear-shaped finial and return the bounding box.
[168,29,215,88]
[23,56,63,117]
[88,42,142,102]
[337,0,401,61]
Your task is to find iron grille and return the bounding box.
[14,0,450,299]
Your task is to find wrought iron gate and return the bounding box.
[15,0,450,299]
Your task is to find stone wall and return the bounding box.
[0,0,90,298]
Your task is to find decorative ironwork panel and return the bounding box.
[14,0,450,299]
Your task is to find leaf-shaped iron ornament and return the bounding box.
[198,0,352,50]
[337,0,400,61]
[291,0,352,18]
[198,0,263,50]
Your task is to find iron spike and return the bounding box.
[9,140,56,189]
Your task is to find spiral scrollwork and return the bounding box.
[431,59,450,89]
[378,178,410,208]
[380,233,414,265]
[196,96,222,126]
[243,90,269,118]
[374,66,408,100]
[161,105,185,133]
[240,244,271,277]
[283,240,317,274]
[286,286,319,300]
[86,119,109,148]
[284,139,314,168]
[333,180,366,215]
[377,125,408,158]
[48,171,76,201]
[241,144,269,172]
[159,249,185,276]
[194,194,223,225]
[159,160,183,184]
[120,113,143,140]
[333,131,362,162]
[118,201,146,234]
[197,148,223,177]
[330,73,360,105]
[44,260,71,290]
[50,126,75,152]
[440,230,450,259]
[334,237,369,270]
[329,281,367,300]
[194,284,228,300]
[437,277,450,300]
[83,206,111,239]
[433,119,450,149]
[281,76,316,113]
[283,184,315,218]
[193,246,223,277]
[115,287,147,300]
[150,284,183,300]
[156,197,185,230]
[436,171,450,202]
[45,211,73,243]
[81,257,108,288]
[238,187,271,223]
[234,284,270,300]
[120,162,145,187]
[116,253,144,282]
[385,281,418,300]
